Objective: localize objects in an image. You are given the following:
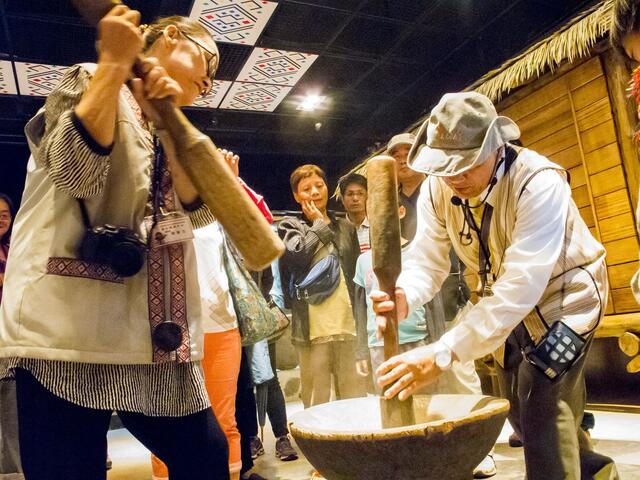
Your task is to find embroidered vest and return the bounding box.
[429,148,607,364]
[0,64,203,364]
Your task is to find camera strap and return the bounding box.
[149,135,166,231]
[77,199,93,230]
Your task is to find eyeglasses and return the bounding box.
[180,30,218,96]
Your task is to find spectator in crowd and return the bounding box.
[0,193,12,304]
[0,8,230,479]
[353,203,430,383]
[338,173,369,252]
[152,149,249,480]
[0,193,22,480]
[249,257,300,463]
[387,133,426,242]
[278,165,365,407]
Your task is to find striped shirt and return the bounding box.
[0,64,211,416]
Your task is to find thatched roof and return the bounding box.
[340,0,614,184]
[468,0,613,102]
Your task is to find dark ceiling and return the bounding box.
[0,0,601,210]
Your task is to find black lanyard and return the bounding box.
[457,145,519,297]
[461,201,494,297]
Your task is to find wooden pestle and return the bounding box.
[367,155,416,428]
[70,0,284,271]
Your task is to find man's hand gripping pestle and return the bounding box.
[70,0,284,271]
[367,155,416,428]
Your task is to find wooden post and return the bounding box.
[619,331,640,357]
[602,48,640,221]
[626,355,640,374]
[367,156,415,428]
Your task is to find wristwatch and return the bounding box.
[434,343,453,371]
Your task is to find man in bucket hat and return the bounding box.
[386,132,425,241]
[373,92,617,480]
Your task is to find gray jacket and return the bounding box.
[277,214,359,345]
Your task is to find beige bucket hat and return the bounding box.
[408,92,520,177]
[386,132,416,153]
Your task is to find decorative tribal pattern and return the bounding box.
[118,87,190,364]
[46,257,123,284]
[220,81,291,112]
[147,165,191,363]
[192,80,232,108]
[14,62,69,97]
[236,48,318,86]
[0,61,17,94]
[191,0,277,45]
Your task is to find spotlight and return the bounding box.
[297,94,325,111]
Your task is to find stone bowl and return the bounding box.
[289,394,509,480]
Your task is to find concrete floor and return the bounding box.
[106,402,640,480]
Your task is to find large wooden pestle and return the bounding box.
[367,155,416,428]
[70,0,284,271]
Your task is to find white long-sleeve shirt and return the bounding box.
[398,148,603,364]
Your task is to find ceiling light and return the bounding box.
[297,94,325,111]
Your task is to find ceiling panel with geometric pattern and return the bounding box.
[220,82,291,112]
[0,1,317,113]
[15,62,70,97]
[190,0,278,46]
[235,48,318,86]
[0,61,18,95]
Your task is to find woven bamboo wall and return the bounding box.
[496,55,639,316]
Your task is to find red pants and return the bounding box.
[152,329,242,478]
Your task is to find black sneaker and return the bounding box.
[241,473,268,480]
[508,432,523,448]
[250,436,265,459]
[275,435,298,461]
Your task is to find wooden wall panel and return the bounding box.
[579,205,595,227]
[518,96,573,145]
[580,119,618,154]
[572,185,592,209]
[501,77,568,122]
[583,143,621,175]
[568,165,587,188]
[590,165,628,197]
[549,145,583,170]
[529,124,577,157]
[605,290,615,315]
[612,287,639,313]
[594,189,632,220]
[572,76,609,111]
[497,53,640,315]
[565,56,604,91]
[604,236,640,266]
[608,262,639,290]
[576,97,613,132]
[598,212,636,243]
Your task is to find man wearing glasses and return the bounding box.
[373,92,617,480]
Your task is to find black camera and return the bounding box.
[79,225,146,277]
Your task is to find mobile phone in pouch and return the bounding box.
[524,321,586,381]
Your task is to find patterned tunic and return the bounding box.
[0,65,212,416]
